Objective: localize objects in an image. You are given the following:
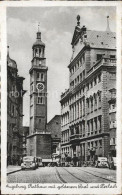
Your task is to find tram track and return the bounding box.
[55,167,67,183]
[75,167,116,183]
[62,167,87,183]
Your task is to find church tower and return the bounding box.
[27,25,51,160]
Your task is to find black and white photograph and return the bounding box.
[1,1,122,194]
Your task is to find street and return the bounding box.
[7,167,116,183]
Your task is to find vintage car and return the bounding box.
[21,156,37,170]
[95,157,109,168]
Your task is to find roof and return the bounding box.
[85,30,116,49]
[7,55,17,69]
[47,115,61,124]
[32,39,45,48]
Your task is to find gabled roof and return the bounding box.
[86,30,116,49]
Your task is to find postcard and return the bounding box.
[0,1,122,194]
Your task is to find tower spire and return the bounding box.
[37,22,41,40]
[106,16,111,32]
[38,22,40,32]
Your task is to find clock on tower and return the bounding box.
[27,24,51,160]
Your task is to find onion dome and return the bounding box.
[7,46,17,69]
[32,24,45,49]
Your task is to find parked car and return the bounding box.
[95,157,109,168]
[108,157,116,170]
[21,156,37,170]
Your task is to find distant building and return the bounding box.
[60,16,116,165]
[7,46,26,165]
[27,26,52,164]
[47,115,61,161]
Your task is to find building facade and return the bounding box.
[47,115,61,161]
[7,47,26,165]
[108,88,116,158]
[60,16,116,165]
[27,27,52,161]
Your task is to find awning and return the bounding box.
[42,159,52,163]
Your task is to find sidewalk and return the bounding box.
[7,165,21,175]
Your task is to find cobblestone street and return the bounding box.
[7,167,116,183]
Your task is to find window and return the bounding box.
[37,97,44,104]
[98,74,101,83]
[37,72,40,80]
[90,81,93,88]
[113,138,115,145]
[41,73,44,81]
[110,55,115,59]
[83,70,85,79]
[87,83,89,91]
[39,119,41,125]
[94,77,97,86]
[80,73,82,82]
[95,141,98,148]
[99,140,102,147]
[77,76,79,83]
[82,54,85,63]
[12,105,14,116]
[97,54,103,61]
[31,85,33,92]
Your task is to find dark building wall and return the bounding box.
[7,54,26,165]
[47,115,61,139]
[36,134,51,158]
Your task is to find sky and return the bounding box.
[7,6,116,126]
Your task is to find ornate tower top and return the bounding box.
[32,23,45,49]
[37,23,41,40]
[77,15,80,26]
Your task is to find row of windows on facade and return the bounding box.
[70,71,101,90]
[70,54,116,76]
[70,69,85,89]
[62,76,102,110]
[70,53,85,76]
[61,95,102,126]
[70,116,101,136]
[61,87,85,109]
[61,139,103,154]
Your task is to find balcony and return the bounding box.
[70,134,81,142]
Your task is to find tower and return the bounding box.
[27,25,51,160]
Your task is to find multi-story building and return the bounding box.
[7,46,26,165]
[47,115,61,161]
[27,26,52,163]
[19,126,29,157]
[108,88,116,158]
[60,15,116,165]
